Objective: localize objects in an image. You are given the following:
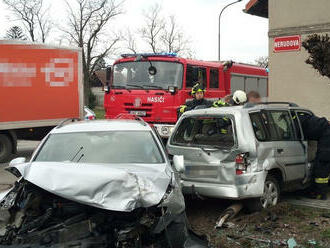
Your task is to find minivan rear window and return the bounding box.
[171,116,235,148]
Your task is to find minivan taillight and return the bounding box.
[235,153,249,175]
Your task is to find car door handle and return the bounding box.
[277,148,284,154]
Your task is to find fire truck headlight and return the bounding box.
[168,86,177,94]
[103,85,110,92]
[161,126,170,136]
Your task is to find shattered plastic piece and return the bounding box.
[287,238,297,248]
[222,222,235,229]
[308,240,317,245]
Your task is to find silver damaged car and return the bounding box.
[0,119,208,247]
[167,103,315,211]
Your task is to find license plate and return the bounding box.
[129,110,146,116]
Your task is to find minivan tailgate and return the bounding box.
[179,148,237,184]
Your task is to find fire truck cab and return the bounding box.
[104,53,268,137]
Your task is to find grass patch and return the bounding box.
[321,228,330,239]
[93,107,105,119]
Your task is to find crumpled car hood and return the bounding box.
[6,162,172,212]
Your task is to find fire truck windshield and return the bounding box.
[113,61,183,90]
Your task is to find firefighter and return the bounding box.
[177,83,212,117]
[213,90,247,107]
[298,113,330,200]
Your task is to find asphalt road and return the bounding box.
[0,140,39,190]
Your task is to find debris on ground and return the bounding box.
[215,203,243,229]
[186,199,330,248]
[287,237,298,248]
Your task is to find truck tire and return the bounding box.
[0,134,12,163]
[245,175,280,213]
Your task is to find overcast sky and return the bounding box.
[0,0,268,64]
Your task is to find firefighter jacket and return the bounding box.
[212,99,229,107]
[177,98,213,117]
[298,114,330,161]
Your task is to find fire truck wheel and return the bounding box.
[0,134,12,163]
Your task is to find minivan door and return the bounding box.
[266,110,306,181]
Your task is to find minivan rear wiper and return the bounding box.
[201,147,220,153]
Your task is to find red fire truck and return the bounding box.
[104,53,268,137]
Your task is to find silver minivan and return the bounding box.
[167,103,315,210]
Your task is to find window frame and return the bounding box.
[249,112,269,142]
[185,64,207,89]
[249,109,302,142]
[209,68,219,89]
[266,110,297,141]
[170,114,237,149]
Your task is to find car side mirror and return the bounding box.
[9,157,26,166]
[173,155,185,172]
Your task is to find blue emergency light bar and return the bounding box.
[121,52,177,58]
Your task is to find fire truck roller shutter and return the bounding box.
[231,75,268,101]
[245,77,258,93]
[230,75,245,93]
[258,78,268,100]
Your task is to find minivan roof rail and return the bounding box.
[243,102,299,108]
[56,118,81,129]
[115,114,148,126]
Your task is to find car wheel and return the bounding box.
[0,134,12,163]
[245,175,280,213]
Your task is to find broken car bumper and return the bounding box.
[180,171,267,199]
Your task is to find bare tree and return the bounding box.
[254,56,268,68]
[36,3,52,43]
[140,4,193,56]
[4,26,27,40]
[140,3,165,53]
[124,29,138,54]
[3,0,52,42]
[161,15,192,56]
[62,0,123,104]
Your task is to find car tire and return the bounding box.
[245,175,280,213]
[0,134,12,163]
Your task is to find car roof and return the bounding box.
[51,119,151,134]
[181,104,311,117]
